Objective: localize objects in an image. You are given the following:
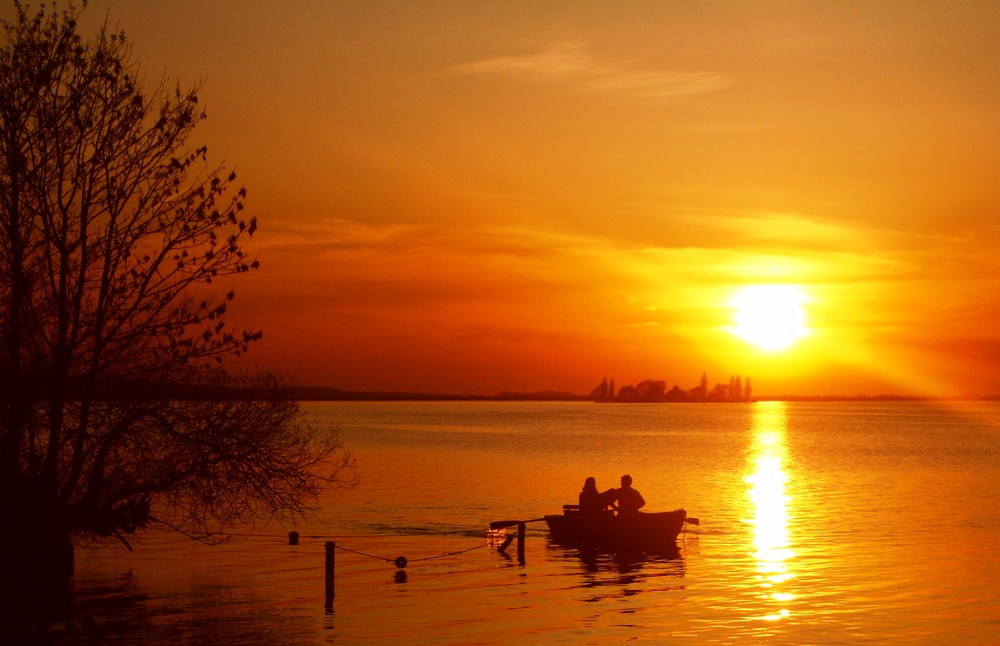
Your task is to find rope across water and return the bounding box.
[332,541,489,566]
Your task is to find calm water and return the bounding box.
[27,401,1000,643]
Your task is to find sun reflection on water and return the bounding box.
[745,401,796,621]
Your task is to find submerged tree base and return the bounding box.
[0,483,75,584]
[0,525,74,633]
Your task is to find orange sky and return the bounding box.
[63,1,1000,396]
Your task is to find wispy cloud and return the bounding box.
[455,41,731,100]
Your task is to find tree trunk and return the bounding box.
[0,524,73,629]
[0,481,75,583]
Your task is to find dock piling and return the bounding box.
[324,541,335,608]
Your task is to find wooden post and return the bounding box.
[497,532,516,554]
[324,541,335,608]
[517,522,526,564]
[288,531,299,545]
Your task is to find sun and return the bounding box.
[730,285,810,351]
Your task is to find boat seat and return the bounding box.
[563,504,581,516]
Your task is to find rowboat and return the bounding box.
[544,505,688,550]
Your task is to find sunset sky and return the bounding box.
[60,1,999,396]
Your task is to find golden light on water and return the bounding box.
[745,401,796,621]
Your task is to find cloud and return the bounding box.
[455,41,731,100]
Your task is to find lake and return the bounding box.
[20,400,1000,643]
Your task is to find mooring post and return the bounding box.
[324,541,335,608]
[497,532,516,554]
[288,531,299,545]
[517,522,526,564]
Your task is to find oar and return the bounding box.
[685,517,701,526]
[489,517,547,530]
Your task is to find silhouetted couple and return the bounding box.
[579,474,646,516]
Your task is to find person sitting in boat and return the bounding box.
[578,477,616,515]
[614,474,646,515]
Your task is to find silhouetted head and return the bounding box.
[583,476,597,491]
[620,474,633,487]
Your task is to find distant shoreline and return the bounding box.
[291,387,999,403]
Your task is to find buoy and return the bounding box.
[394,555,408,569]
[288,531,299,545]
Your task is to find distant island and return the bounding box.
[588,373,751,403]
[292,373,754,403]
[288,371,999,403]
[287,386,999,403]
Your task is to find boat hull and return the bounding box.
[544,508,687,551]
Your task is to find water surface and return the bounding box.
[36,401,1000,643]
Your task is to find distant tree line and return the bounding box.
[590,373,752,403]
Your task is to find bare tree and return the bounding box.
[0,2,355,580]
